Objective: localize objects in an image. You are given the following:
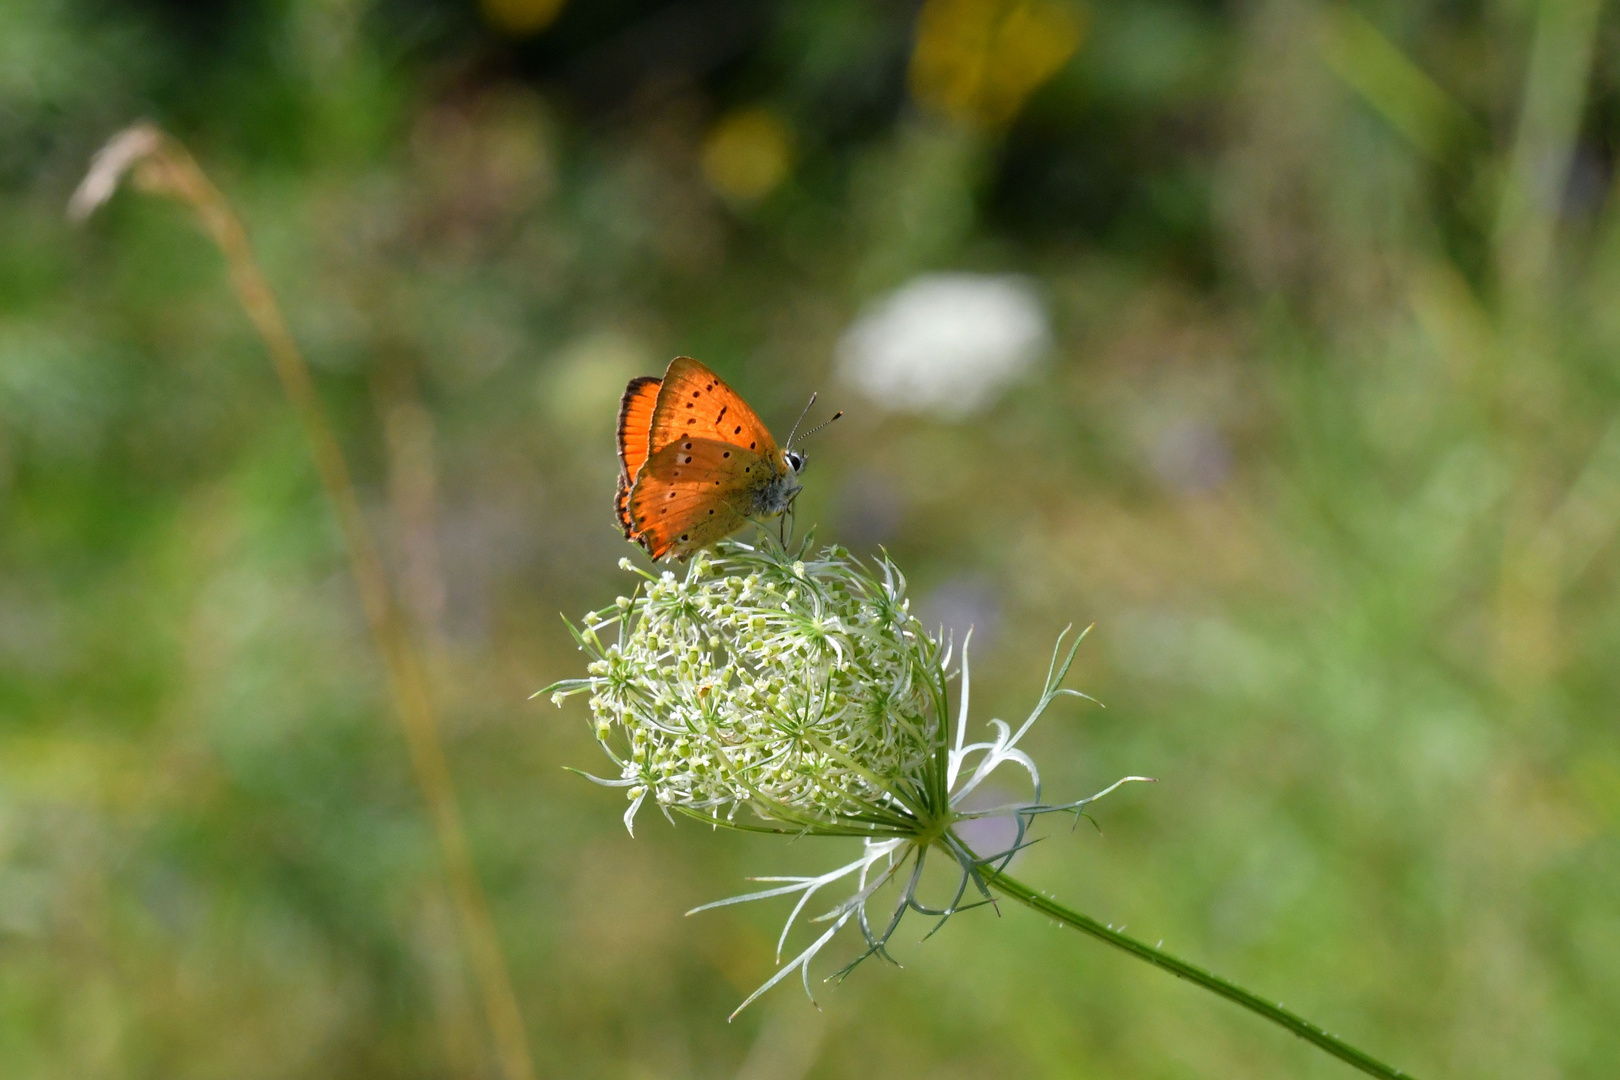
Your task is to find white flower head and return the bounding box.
[545,537,1146,1016]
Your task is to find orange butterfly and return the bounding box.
[616,357,836,561]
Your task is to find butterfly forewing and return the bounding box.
[648,357,780,462]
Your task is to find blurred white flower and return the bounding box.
[836,273,1050,418]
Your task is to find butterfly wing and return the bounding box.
[648,357,781,462]
[616,375,662,536]
[626,438,777,560]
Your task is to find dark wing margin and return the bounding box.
[615,474,635,538]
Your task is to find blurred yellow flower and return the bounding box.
[701,107,795,203]
[909,0,1085,128]
[480,0,567,37]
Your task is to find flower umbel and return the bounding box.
[545,537,1146,1015]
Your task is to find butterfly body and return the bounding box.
[616,357,806,561]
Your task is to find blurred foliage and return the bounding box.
[3,0,1620,1077]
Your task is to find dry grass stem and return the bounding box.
[70,122,536,1080]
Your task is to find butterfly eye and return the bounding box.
[786,451,806,474]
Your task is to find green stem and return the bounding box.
[984,869,1416,1080]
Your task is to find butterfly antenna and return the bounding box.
[796,410,844,445]
[785,392,818,448]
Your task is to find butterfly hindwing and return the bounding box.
[648,357,780,463]
[626,437,774,560]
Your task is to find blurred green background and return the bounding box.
[4,0,1620,1076]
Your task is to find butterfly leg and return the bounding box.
[783,488,806,550]
[780,492,806,550]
